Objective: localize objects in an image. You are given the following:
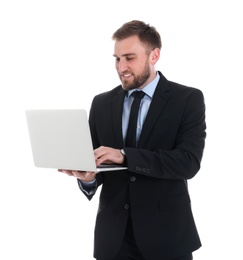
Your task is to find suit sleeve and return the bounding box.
[124,88,206,180]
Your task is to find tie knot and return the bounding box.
[131,91,145,100]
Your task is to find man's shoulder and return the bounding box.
[167,79,201,94]
[169,82,204,107]
[95,85,124,99]
[157,71,203,96]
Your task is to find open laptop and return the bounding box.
[25,109,127,172]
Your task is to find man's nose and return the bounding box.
[117,60,128,72]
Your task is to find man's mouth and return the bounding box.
[122,73,132,78]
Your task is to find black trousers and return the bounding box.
[97,217,193,260]
[97,254,192,260]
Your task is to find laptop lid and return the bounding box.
[25,109,127,172]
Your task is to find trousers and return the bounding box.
[97,253,193,260]
[97,217,193,260]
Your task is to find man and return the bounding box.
[59,20,206,260]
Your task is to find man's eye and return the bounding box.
[126,57,134,61]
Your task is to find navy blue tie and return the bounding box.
[125,91,145,147]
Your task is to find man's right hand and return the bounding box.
[58,169,97,183]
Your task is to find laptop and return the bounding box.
[25,109,127,172]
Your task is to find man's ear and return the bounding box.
[150,48,160,65]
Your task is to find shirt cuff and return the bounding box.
[77,179,97,196]
[81,179,97,187]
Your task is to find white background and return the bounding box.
[1,0,242,259]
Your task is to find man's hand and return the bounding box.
[58,146,125,180]
[94,146,125,166]
[58,169,97,182]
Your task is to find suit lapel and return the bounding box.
[137,74,170,148]
[111,87,126,147]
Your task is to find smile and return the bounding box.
[122,74,132,78]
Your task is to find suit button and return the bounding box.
[124,204,129,210]
[130,176,136,182]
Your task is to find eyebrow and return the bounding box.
[113,53,136,58]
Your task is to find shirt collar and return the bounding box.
[127,72,160,98]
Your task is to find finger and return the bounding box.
[58,169,74,177]
[94,146,107,160]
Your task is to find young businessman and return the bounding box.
[59,20,206,260]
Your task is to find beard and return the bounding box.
[120,60,151,91]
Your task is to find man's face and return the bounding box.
[113,35,154,91]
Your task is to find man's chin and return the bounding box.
[122,84,134,91]
[121,80,136,91]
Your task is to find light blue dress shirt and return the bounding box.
[122,72,160,144]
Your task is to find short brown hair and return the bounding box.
[112,20,162,51]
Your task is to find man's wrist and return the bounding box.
[78,179,97,196]
[120,148,127,165]
[81,178,96,186]
[120,149,126,156]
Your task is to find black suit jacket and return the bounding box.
[79,72,206,260]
